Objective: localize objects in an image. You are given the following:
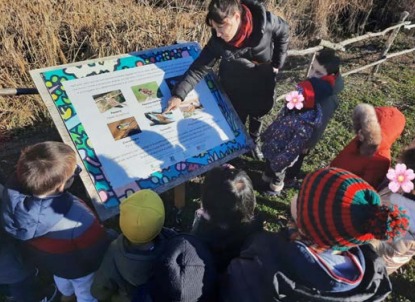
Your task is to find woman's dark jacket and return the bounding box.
[173,0,289,117]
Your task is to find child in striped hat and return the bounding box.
[287,167,409,292]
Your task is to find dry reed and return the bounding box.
[0,0,409,131]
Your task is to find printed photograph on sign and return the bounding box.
[93,90,127,113]
[131,81,163,102]
[107,117,141,140]
[179,96,203,118]
[144,111,176,126]
[165,76,203,117]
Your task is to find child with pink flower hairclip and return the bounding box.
[260,49,343,194]
[387,163,415,193]
[371,139,415,274]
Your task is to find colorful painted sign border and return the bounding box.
[35,42,252,219]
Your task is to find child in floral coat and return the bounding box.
[261,49,344,194]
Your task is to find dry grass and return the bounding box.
[0,0,411,131]
[267,0,373,38]
[0,0,209,130]
[0,2,415,300]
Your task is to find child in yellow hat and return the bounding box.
[91,190,176,301]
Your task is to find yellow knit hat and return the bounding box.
[119,190,165,244]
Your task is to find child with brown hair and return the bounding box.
[1,141,112,302]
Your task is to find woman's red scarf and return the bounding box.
[228,4,253,48]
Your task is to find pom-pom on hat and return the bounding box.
[119,189,165,244]
[296,167,409,251]
[151,234,217,302]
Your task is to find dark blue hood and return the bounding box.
[1,178,73,241]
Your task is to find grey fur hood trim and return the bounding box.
[353,104,382,156]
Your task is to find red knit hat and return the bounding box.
[296,167,409,251]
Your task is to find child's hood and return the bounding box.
[310,74,344,100]
[298,74,344,109]
[1,178,73,241]
[332,74,345,95]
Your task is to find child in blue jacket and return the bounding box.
[1,141,112,302]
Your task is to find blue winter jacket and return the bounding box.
[1,177,111,279]
[0,228,35,284]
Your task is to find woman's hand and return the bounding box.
[164,96,182,113]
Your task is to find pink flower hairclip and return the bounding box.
[387,163,415,193]
[286,90,304,110]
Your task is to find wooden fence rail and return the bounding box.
[287,20,412,56]
[274,11,414,101]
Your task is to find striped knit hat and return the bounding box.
[296,167,409,251]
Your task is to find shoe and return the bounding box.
[263,181,284,197]
[270,181,284,192]
[251,145,264,161]
[222,163,235,169]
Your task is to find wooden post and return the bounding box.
[372,11,410,75]
[174,183,186,209]
[0,88,38,96]
[305,52,317,78]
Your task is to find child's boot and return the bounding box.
[266,180,284,196]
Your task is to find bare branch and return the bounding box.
[287,46,323,56]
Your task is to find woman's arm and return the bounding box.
[166,39,219,111]
[270,14,289,70]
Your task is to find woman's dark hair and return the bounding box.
[315,48,341,75]
[202,166,256,226]
[205,0,243,26]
